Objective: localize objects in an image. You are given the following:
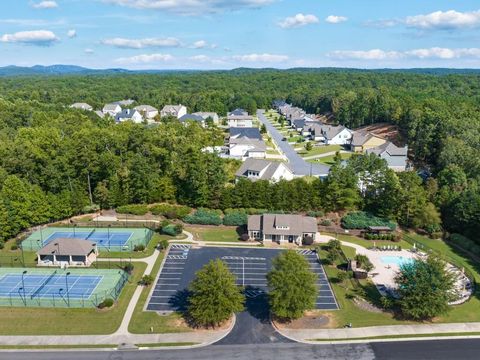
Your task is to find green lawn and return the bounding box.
[341,245,357,259]
[298,144,342,157]
[128,251,192,334]
[186,226,241,242]
[309,153,353,165]
[0,261,146,335]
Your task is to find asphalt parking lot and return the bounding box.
[146,245,338,312]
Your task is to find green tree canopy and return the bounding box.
[267,250,317,320]
[187,259,244,328]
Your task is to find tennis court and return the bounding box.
[0,267,128,308]
[22,226,153,252]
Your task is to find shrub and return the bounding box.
[140,275,154,286]
[158,239,169,250]
[341,211,397,230]
[320,219,332,226]
[162,224,183,236]
[354,254,374,272]
[10,243,18,251]
[223,208,248,226]
[240,233,250,241]
[124,263,134,273]
[149,203,191,219]
[0,242,4,250]
[98,298,114,309]
[246,208,268,215]
[302,235,314,246]
[133,244,145,252]
[116,204,149,216]
[307,210,325,218]
[184,208,223,225]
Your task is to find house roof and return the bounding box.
[248,214,317,235]
[37,238,97,256]
[161,104,185,113]
[230,137,266,151]
[134,105,158,112]
[229,127,262,140]
[70,103,92,110]
[192,112,218,119]
[321,125,349,140]
[235,158,292,181]
[366,141,408,156]
[350,130,383,147]
[179,114,205,122]
[103,103,121,111]
[113,99,135,106]
[115,109,141,121]
[228,108,248,116]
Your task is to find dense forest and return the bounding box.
[0,69,478,246]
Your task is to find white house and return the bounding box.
[229,137,266,159]
[235,158,294,182]
[227,115,254,128]
[103,103,122,116]
[192,112,219,125]
[115,109,143,124]
[70,103,93,111]
[318,125,353,145]
[134,105,158,119]
[160,104,187,119]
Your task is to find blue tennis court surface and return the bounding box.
[43,231,132,248]
[0,273,102,300]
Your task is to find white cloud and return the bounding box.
[328,47,480,61]
[115,53,174,64]
[328,49,402,60]
[232,53,288,62]
[0,30,59,45]
[279,13,319,29]
[32,1,58,9]
[102,37,181,49]
[363,19,398,28]
[325,15,348,24]
[0,18,66,27]
[67,29,76,38]
[191,40,217,49]
[405,9,480,30]
[103,0,275,15]
[84,48,94,54]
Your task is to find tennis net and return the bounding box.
[86,229,96,240]
[30,271,57,299]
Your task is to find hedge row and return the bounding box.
[150,203,192,219]
[162,223,184,236]
[116,204,149,216]
[341,211,397,230]
[184,208,223,225]
[223,209,248,226]
[364,233,397,241]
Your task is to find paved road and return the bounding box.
[257,110,330,177]
[5,339,480,360]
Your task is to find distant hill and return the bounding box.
[0,65,479,77]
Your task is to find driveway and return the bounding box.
[257,110,330,177]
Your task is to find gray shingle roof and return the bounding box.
[351,130,375,146]
[235,158,292,181]
[115,109,140,121]
[179,114,204,122]
[366,141,408,156]
[229,127,262,140]
[134,105,157,112]
[321,125,347,140]
[38,238,97,256]
[228,108,248,116]
[248,214,317,235]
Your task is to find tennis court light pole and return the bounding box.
[21,270,27,305]
[65,272,71,307]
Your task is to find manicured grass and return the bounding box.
[341,245,357,259]
[136,342,198,347]
[128,251,192,334]
[310,153,353,165]
[325,232,412,250]
[298,144,342,157]
[186,226,240,242]
[309,332,480,341]
[0,262,146,335]
[0,345,118,350]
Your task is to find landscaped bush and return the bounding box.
[140,275,154,286]
[10,243,18,251]
[307,210,325,218]
[449,233,480,258]
[240,233,250,241]
[246,208,268,215]
[364,233,396,241]
[184,208,223,225]
[124,263,134,274]
[150,203,192,219]
[162,223,183,236]
[158,238,169,250]
[341,211,397,230]
[133,244,145,252]
[223,208,248,226]
[320,219,332,226]
[98,298,114,309]
[302,235,314,246]
[116,204,149,216]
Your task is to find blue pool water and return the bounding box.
[380,256,413,266]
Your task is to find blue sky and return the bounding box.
[0,0,480,69]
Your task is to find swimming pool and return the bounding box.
[380,256,413,266]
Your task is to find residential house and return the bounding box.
[350,130,387,152]
[192,112,219,125]
[247,214,317,245]
[366,142,409,171]
[70,102,93,111]
[94,110,105,118]
[134,105,158,119]
[113,99,135,106]
[102,103,122,116]
[229,127,262,141]
[235,158,294,183]
[227,115,254,128]
[115,109,143,124]
[316,125,353,145]
[272,99,287,109]
[160,104,187,119]
[179,113,206,127]
[228,108,248,116]
[229,137,266,159]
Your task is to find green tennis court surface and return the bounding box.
[0,268,128,308]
